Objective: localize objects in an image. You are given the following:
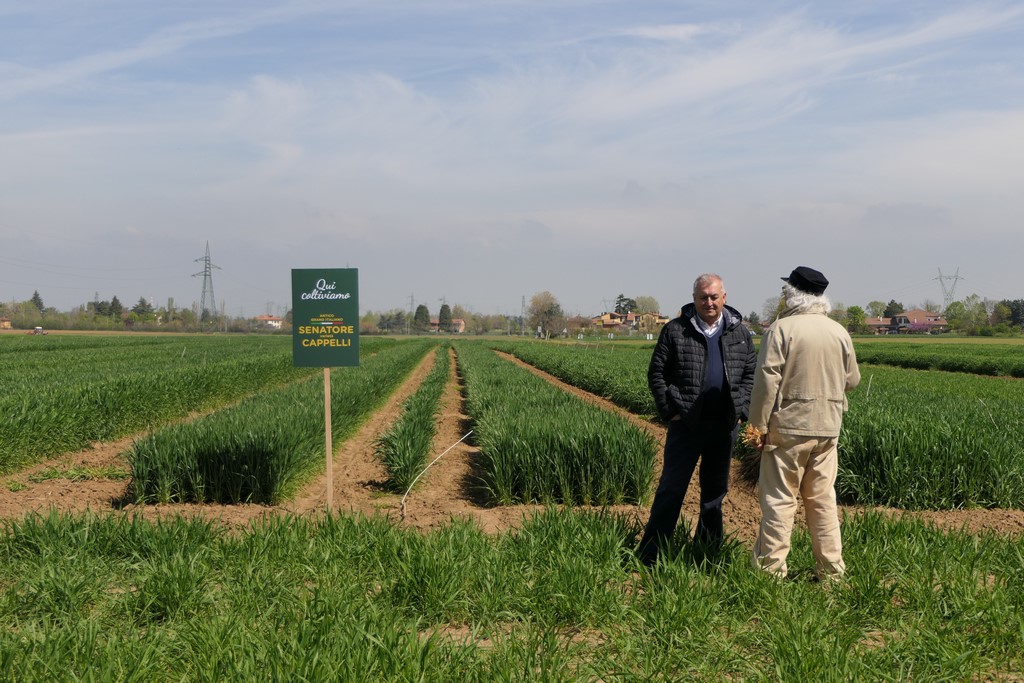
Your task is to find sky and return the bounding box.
[2,1,1022,320]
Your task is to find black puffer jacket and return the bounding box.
[648,303,756,428]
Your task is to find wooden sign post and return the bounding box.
[291,268,359,512]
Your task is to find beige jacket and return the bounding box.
[749,308,860,437]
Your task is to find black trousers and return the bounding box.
[637,421,738,562]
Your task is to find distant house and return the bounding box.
[866,309,948,334]
[429,318,465,334]
[590,311,636,332]
[254,315,283,330]
[637,312,671,334]
[590,311,669,334]
[0,317,11,329]
[901,309,949,333]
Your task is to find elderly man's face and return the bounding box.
[693,279,726,325]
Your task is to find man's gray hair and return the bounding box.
[782,283,832,314]
[693,273,724,293]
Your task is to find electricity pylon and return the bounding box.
[192,241,220,324]
[935,268,962,312]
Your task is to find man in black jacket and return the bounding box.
[637,273,756,565]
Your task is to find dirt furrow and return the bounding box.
[3,343,1024,540]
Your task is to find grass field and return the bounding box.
[2,334,1023,679]
[1,508,1021,680]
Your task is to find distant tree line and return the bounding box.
[13,286,1019,338]
[0,291,286,334]
[362,291,664,338]
[754,292,1024,336]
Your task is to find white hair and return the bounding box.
[692,273,724,294]
[782,283,832,314]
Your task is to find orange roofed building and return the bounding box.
[865,309,948,334]
[254,315,284,329]
[590,311,670,334]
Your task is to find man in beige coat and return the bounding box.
[749,266,860,580]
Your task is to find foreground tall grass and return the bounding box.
[456,341,656,506]
[127,339,435,504]
[1,508,1021,680]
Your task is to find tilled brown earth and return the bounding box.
[3,348,1024,541]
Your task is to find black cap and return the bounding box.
[782,266,829,295]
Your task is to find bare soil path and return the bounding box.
[3,345,1024,541]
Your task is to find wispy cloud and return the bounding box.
[618,23,720,42]
[2,2,1023,313]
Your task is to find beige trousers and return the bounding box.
[751,431,845,579]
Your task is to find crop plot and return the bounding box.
[489,338,1024,510]
[2,335,1024,680]
[455,341,656,506]
[490,339,655,415]
[128,339,436,504]
[839,365,1024,508]
[0,335,316,474]
[375,343,452,492]
[853,341,1024,377]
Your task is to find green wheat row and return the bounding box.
[455,341,656,506]
[127,339,435,504]
[375,344,452,492]
[486,340,1024,509]
[838,364,1024,509]
[489,339,656,415]
[853,341,1024,377]
[0,336,315,473]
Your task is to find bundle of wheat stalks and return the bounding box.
[734,423,765,490]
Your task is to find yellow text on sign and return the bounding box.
[298,325,355,334]
[301,338,353,347]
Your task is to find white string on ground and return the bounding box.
[400,430,474,521]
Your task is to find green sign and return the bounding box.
[291,268,359,367]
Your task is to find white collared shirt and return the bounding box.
[696,313,723,338]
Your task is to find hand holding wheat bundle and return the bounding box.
[734,423,766,490]
[741,423,765,450]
